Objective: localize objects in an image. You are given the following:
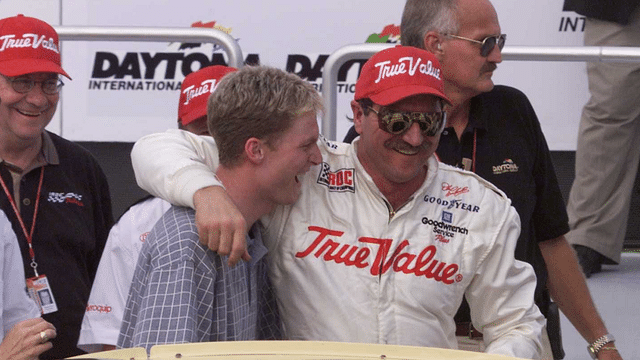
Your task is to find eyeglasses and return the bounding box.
[369,106,446,137]
[445,34,506,57]
[4,76,65,95]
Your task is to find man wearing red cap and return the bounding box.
[77,65,236,353]
[128,46,545,359]
[0,14,113,359]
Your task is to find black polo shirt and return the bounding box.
[0,131,113,359]
[437,85,570,315]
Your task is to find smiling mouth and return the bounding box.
[385,138,425,156]
[389,143,424,156]
[17,109,43,117]
[395,148,420,156]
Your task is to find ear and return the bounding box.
[423,30,443,56]
[351,100,365,135]
[244,137,264,164]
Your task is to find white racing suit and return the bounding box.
[131,129,545,359]
[78,197,172,352]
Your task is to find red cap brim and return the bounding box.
[369,84,451,107]
[0,58,71,79]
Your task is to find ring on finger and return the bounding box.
[39,330,48,343]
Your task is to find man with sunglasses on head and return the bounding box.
[129,46,545,359]
[0,14,113,359]
[387,0,620,359]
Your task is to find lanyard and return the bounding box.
[469,128,477,173]
[0,166,45,276]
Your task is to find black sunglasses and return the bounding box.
[369,106,446,137]
[446,34,506,57]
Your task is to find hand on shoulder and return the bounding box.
[194,185,250,266]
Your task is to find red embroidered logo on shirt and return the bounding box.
[295,226,462,284]
[86,304,112,313]
[441,182,469,197]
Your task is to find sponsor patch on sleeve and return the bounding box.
[317,163,355,193]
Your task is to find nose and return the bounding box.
[401,122,425,147]
[487,43,503,63]
[309,143,322,165]
[24,84,51,108]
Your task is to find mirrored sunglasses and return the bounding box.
[369,107,446,137]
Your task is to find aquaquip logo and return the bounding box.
[86,304,112,314]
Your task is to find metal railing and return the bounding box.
[51,26,243,135]
[54,26,244,68]
[321,44,640,140]
[48,30,640,141]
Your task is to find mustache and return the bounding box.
[384,138,430,154]
[482,63,498,73]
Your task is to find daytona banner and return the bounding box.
[2,0,585,150]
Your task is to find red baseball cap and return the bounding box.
[354,45,450,106]
[0,14,70,79]
[179,65,237,125]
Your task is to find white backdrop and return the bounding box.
[0,0,586,150]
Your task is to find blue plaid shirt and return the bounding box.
[117,206,281,352]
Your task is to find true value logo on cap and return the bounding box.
[373,56,441,84]
[0,33,60,54]
[182,79,219,105]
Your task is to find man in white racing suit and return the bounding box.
[129,46,545,359]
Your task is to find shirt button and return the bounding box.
[23,198,31,206]
[442,130,449,135]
